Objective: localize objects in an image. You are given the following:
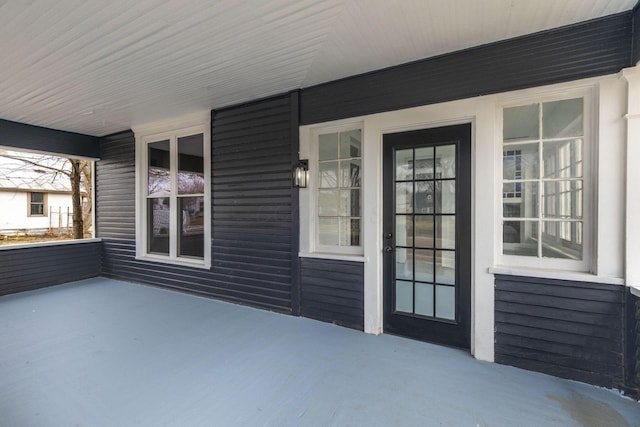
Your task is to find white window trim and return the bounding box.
[134,112,211,269]
[305,121,365,257]
[494,86,597,273]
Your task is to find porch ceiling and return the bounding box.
[0,0,635,137]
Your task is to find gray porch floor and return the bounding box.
[1,278,638,427]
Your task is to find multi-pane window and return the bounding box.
[502,97,584,261]
[29,192,45,216]
[317,129,362,251]
[145,132,207,262]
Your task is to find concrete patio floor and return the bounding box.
[1,277,638,427]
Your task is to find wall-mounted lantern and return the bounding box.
[293,159,309,188]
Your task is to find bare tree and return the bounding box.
[0,151,91,239]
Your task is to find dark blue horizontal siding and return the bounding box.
[97,95,295,313]
[301,12,633,125]
[0,118,99,158]
[494,275,625,389]
[0,241,101,296]
[300,258,364,330]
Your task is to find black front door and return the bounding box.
[383,124,471,349]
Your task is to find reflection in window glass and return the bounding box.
[145,132,206,261]
[502,98,584,261]
[503,220,538,257]
[435,145,456,179]
[30,192,45,216]
[148,140,170,196]
[179,196,204,258]
[503,104,539,142]
[178,134,204,195]
[543,139,582,179]
[541,221,582,260]
[395,280,413,313]
[317,128,362,249]
[319,217,339,246]
[396,149,414,180]
[543,98,583,139]
[435,285,455,320]
[319,133,339,161]
[148,197,170,255]
[339,129,361,158]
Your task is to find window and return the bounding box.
[136,118,210,267]
[28,192,46,216]
[501,95,591,269]
[315,127,362,254]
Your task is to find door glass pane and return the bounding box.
[319,133,339,160]
[436,216,455,249]
[319,161,338,188]
[395,247,413,280]
[178,196,204,258]
[395,281,413,313]
[436,181,455,214]
[339,129,361,158]
[543,139,583,178]
[415,249,434,282]
[396,149,413,180]
[504,104,539,142]
[340,159,361,187]
[502,143,539,180]
[178,134,204,195]
[396,182,413,214]
[503,182,538,218]
[340,217,360,246]
[542,181,582,219]
[148,197,170,255]
[503,221,538,256]
[414,215,433,248]
[541,221,582,260]
[435,250,455,285]
[395,215,413,248]
[319,218,339,245]
[415,147,434,179]
[435,285,455,320]
[435,145,455,179]
[148,140,170,196]
[415,181,434,214]
[543,98,583,139]
[415,283,434,316]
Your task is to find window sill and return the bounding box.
[299,252,368,263]
[488,266,624,285]
[135,254,211,270]
[0,237,102,251]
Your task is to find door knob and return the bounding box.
[384,246,393,253]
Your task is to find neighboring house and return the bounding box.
[0,1,638,399]
[0,155,77,236]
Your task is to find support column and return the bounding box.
[622,66,640,297]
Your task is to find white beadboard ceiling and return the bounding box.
[0,0,635,137]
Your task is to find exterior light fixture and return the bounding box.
[293,159,309,188]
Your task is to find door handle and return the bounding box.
[384,246,394,253]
